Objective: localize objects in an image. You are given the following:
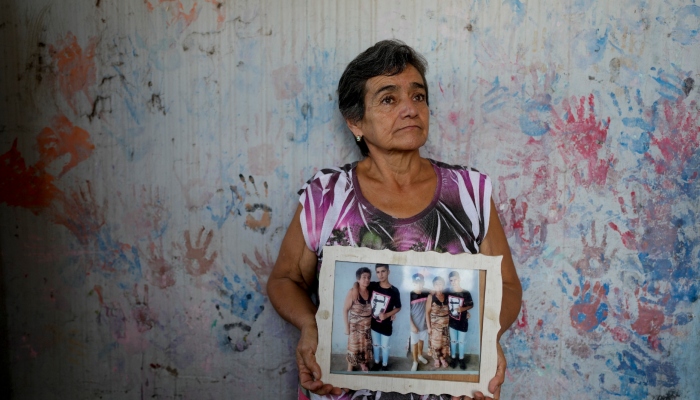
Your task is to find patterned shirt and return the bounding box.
[297,158,492,400]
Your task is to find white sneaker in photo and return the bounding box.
[418,355,428,364]
[411,361,418,371]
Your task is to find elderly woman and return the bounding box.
[342,267,373,372]
[268,40,522,400]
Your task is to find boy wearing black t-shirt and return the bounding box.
[368,264,401,371]
[447,271,473,370]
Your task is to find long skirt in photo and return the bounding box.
[347,301,373,366]
[429,306,450,359]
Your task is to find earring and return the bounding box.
[355,135,362,142]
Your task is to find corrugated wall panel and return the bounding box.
[0,0,698,398]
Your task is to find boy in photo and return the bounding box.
[367,264,401,371]
[447,271,473,370]
[409,273,430,371]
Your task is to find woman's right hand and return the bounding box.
[296,322,345,396]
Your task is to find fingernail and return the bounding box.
[313,372,320,380]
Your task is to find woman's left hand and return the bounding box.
[463,342,505,400]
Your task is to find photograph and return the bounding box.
[330,262,481,376]
[315,246,503,396]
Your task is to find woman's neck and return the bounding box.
[358,150,428,188]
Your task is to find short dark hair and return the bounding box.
[338,40,429,157]
[375,263,389,271]
[448,271,460,280]
[356,267,371,280]
[433,276,445,285]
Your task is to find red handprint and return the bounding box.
[550,94,615,188]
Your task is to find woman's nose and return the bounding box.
[399,97,419,118]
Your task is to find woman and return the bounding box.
[425,276,450,368]
[342,267,373,372]
[268,40,522,400]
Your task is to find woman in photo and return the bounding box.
[342,267,373,372]
[425,276,450,368]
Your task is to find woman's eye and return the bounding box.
[380,96,394,104]
[414,93,426,102]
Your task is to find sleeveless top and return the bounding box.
[298,159,492,266]
[296,159,492,400]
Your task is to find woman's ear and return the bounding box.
[346,118,363,138]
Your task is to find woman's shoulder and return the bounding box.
[297,162,357,195]
[428,158,488,177]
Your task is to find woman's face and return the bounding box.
[348,64,429,155]
[433,280,444,293]
[358,272,371,288]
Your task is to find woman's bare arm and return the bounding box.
[474,198,522,399]
[425,296,432,331]
[480,198,523,338]
[343,289,354,335]
[267,205,343,396]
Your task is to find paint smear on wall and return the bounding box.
[0,139,60,213]
[271,65,304,100]
[144,0,200,29]
[248,144,281,175]
[49,33,98,114]
[36,115,95,177]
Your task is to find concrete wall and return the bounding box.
[0,0,698,398]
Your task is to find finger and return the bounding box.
[471,391,490,400]
[203,229,214,248]
[489,344,508,398]
[299,348,321,381]
[492,384,501,400]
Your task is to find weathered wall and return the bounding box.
[0,0,698,399]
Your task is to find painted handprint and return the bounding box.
[92,285,127,340]
[499,196,548,264]
[144,239,176,289]
[570,280,609,333]
[50,180,106,245]
[607,191,640,251]
[643,99,699,189]
[242,246,274,295]
[573,221,617,279]
[143,0,199,29]
[128,284,157,333]
[609,191,678,263]
[206,175,272,232]
[239,174,272,234]
[35,115,95,177]
[550,94,615,189]
[178,227,218,277]
[48,33,97,115]
[516,63,558,137]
